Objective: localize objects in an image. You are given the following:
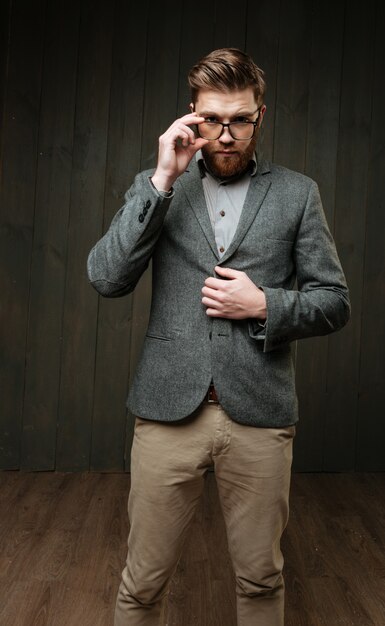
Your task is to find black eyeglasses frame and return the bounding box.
[196,107,262,141]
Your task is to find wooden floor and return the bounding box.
[0,472,384,626]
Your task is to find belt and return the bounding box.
[205,383,219,403]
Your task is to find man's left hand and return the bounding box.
[202,266,267,320]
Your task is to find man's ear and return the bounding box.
[258,104,267,127]
[189,102,195,113]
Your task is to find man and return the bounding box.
[87,48,350,626]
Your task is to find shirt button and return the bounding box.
[220,210,225,217]
[219,246,225,253]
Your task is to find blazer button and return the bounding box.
[138,213,145,223]
[143,207,148,215]
[145,200,151,209]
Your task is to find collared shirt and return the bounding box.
[196,150,258,257]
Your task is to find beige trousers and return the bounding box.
[115,402,295,626]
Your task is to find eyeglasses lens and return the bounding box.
[199,122,254,140]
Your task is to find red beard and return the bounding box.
[201,135,257,179]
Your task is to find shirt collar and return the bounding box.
[196,149,258,180]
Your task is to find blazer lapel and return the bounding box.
[178,159,219,260]
[177,158,272,263]
[219,160,272,264]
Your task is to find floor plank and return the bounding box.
[0,472,384,625]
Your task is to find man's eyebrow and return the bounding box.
[198,110,218,117]
[198,110,256,118]
[232,110,257,117]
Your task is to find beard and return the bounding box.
[201,134,258,180]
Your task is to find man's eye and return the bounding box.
[204,117,218,123]
[233,117,250,124]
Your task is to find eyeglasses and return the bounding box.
[197,108,261,141]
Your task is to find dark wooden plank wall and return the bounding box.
[0,0,384,471]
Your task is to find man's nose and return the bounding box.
[218,126,234,144]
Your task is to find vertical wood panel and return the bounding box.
[212,0,247,50]
[177,3,217,117]
[0,0,11,146]
[21,0,80,470]
[0,0,384,471]
[0,0,46,469]
[271,0,312,454]
[56,0,115,470]
[246,0,281,161]
[356,0,385,471]
[90,0,150,471]
[273,0,312,170]
[323,0,376,470]
[124,0,183,469]
[293,0,345,471]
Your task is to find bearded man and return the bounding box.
[87,48,350,626]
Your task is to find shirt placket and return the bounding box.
[215,184,233,257]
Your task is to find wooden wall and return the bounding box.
[0,0,384,471]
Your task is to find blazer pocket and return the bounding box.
[265,237,294,245]
[145,332,173,342]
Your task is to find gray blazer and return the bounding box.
[87,159,350,427]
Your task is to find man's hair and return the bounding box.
[188,48,266,105]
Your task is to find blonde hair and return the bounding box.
[188,48,266,105]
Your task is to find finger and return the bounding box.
[205,276,229,290]
[176,123,197,144]
[172,114,206,136]
[214,265,243,279]
[181,138,209,158]
[188,137,209,152]
[164,125,195,146]
[202,286,224,300]
[202,296,221,309]
[174,130,193,147]
[202,294,223,308]
[179,113,206,126]
[206,308,228,318]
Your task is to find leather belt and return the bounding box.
[205,383,219,403]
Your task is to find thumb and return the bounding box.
[190,137,209,154]
[214,265,241,279]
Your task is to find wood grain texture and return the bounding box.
[55,0,115,471]
[0,0,46,469]
[0,0,11,147]
[21,0,81,470]
[355,0,385,471]
[124,0,183,469]
[0,472,384,625]
[273,0,312,170]
[293,0,345,472]
[90,0,150,472]
[246,0,281,162]
[212,0,247,51]
[0,0,385,471]
[323,0,376,471]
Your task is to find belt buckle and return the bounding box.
[207,384,218,403]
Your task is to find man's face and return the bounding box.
[192,87,265,179]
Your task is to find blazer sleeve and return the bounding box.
[249,180,350,352]
[87,172,173,297]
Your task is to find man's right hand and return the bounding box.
[151,113,209,192]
